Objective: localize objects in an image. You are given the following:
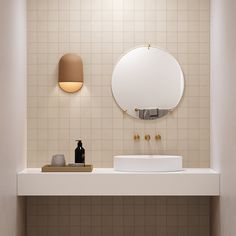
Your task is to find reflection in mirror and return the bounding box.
[111,46,184,119]
[135,108,169,119]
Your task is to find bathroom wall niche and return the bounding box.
[111,46,184,119]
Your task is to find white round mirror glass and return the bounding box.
[111,46,184,119]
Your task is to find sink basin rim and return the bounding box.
[114,155,183,172]
[114,155,182,159]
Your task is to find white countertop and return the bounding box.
[17,168,220,196]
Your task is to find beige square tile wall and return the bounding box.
[27,196,210,236]
[27,0,210,167]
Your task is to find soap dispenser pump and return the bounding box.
[75,140,85,166]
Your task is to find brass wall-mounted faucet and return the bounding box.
[133,134,161,141]
[144,134,151,141]
[133,134,140,140]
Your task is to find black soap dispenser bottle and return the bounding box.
[75,140,85,166]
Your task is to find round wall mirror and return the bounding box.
[111,46,184,119]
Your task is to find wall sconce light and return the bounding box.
[58,53,83,93]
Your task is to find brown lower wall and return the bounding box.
[26,196,210,236]
[210,197,220,236]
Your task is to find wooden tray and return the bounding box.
[42,164,93,172]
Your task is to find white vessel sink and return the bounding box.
[114,155,183,172]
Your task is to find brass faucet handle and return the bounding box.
[155,134,162,141]
[133,134,140,141]
[144,134,151,141]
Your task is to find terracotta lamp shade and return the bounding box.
[58,53,83,93]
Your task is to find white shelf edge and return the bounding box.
[17,168,220,196]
